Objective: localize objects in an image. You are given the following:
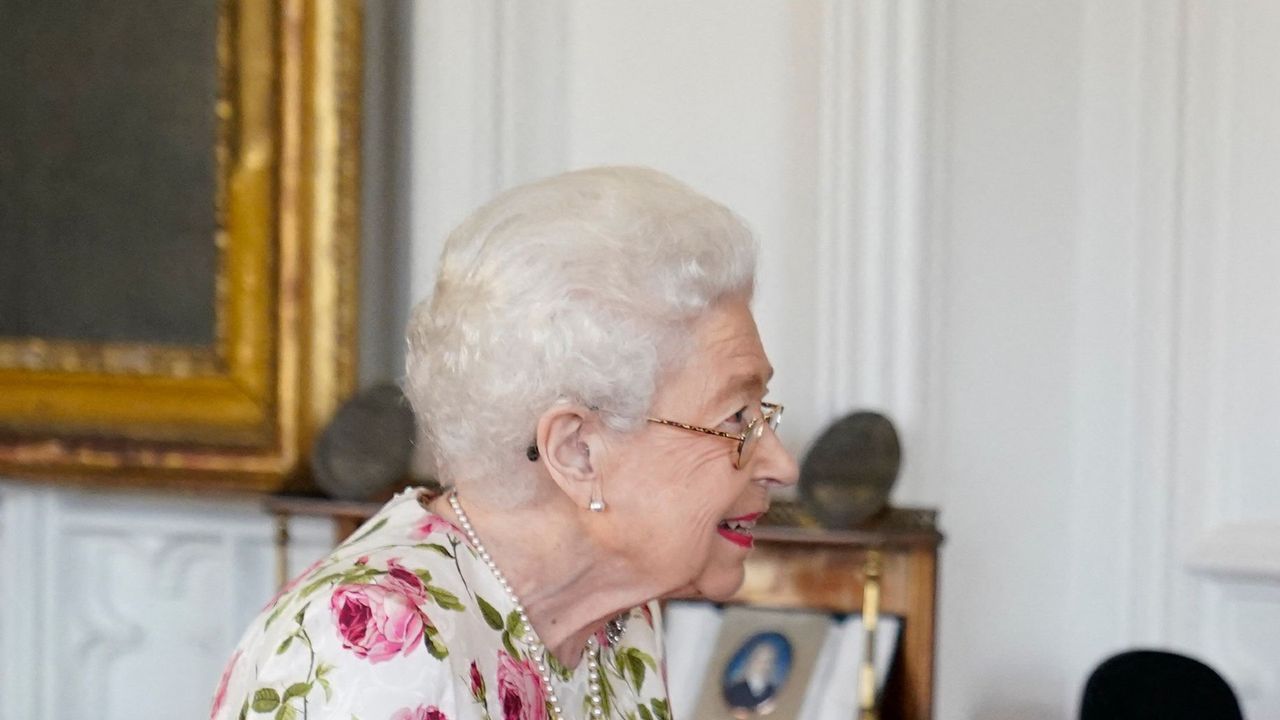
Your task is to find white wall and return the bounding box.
[4,1,1278,718]
[0,482,333,719]
[403,1,1280,718]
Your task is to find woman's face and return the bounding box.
[599,297,799,600]
[745,643,779,681]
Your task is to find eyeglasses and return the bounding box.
[646,402,783,469]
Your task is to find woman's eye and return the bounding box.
[723,406,749,429]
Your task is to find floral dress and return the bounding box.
[211,489,671,720]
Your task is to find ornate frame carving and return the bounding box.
[0,0,362,492]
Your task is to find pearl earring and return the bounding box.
[588,481,606,512]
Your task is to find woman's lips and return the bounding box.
[717,525,755,548]
[717,511,764,548]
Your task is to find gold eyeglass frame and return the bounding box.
[646,402,783,468]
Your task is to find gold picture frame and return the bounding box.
[0,0,362,492]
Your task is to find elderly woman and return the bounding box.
[211,167,798,720]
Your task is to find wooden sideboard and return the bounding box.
[735,505,942,720]
[264,495,942,719]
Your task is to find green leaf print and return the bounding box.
[315,663,335,701]
[505,610,525,637]
[415,542,455,558]
[636,649,658,672]
[637,705,654,720]
[293,565,381,605]
[546,651,574,682]
[251,688,281,713]
[595,658,617,718]
[424,623,449,659]
[476,595,504,630]
[297,573,343,600]
[275,704,298,720]
[276,635,294,654]
[339,566,385,583]
[283,682,312,700]
[414,568,433,585]
[427,585,465,611]
[651,698,671,720]
[264,599,291,630]
[426,633,449,659]
[501,630,521,660]
[341,517,388,547]
[625,651,646,691]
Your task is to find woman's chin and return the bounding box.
[691,565,747,602]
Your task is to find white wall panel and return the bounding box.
[1074,1,1280,718]
[1071,0,1184,694]
[0,482,332,720]
[1218,582,1280,718]
[1172,3,1280,716]
[931,1,1082,717]
[813,0,935,502]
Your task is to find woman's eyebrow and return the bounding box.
[710,367,773,407]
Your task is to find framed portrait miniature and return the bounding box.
[692,606,829,719]
[722,630,794,714]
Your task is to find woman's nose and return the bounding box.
[754,425,799,487]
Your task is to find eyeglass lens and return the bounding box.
[736,406,782,467]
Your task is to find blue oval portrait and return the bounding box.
[721,631,793,713]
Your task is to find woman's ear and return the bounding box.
[535,404,601,508]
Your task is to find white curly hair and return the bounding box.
[403,166,757,507]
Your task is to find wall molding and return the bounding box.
[496,1,570,187]
[0,486,52,719]
[1074,0,1278,715]
[1068,0,1186,700]
[0,482,333,720]
[406,0,570,307]
[1187,524,1280,580]
[813,0,932,498]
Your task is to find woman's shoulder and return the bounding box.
[211,487,500,719]
[261,488,471,624]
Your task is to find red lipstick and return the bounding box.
[717,511,765,548]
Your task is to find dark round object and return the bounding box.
[799,411,901,528]
[1081,650,1243,720]
[312,383,417,501]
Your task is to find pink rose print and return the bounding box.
[469,660,487,701]
[209,649,240,718]
[411,513,464,540]
[330,583,427,662]
[497,649,548,720]
[391,706,449,720]
[382,558,428,602]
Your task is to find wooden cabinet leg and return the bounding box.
[274,512,290,588]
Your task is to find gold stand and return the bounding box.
[858,550,883,720]
[273,512,291,588]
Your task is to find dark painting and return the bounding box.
[0,0,219,345]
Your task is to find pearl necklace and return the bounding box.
[449,491,606,719]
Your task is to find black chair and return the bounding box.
[1080,649,1244,720]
